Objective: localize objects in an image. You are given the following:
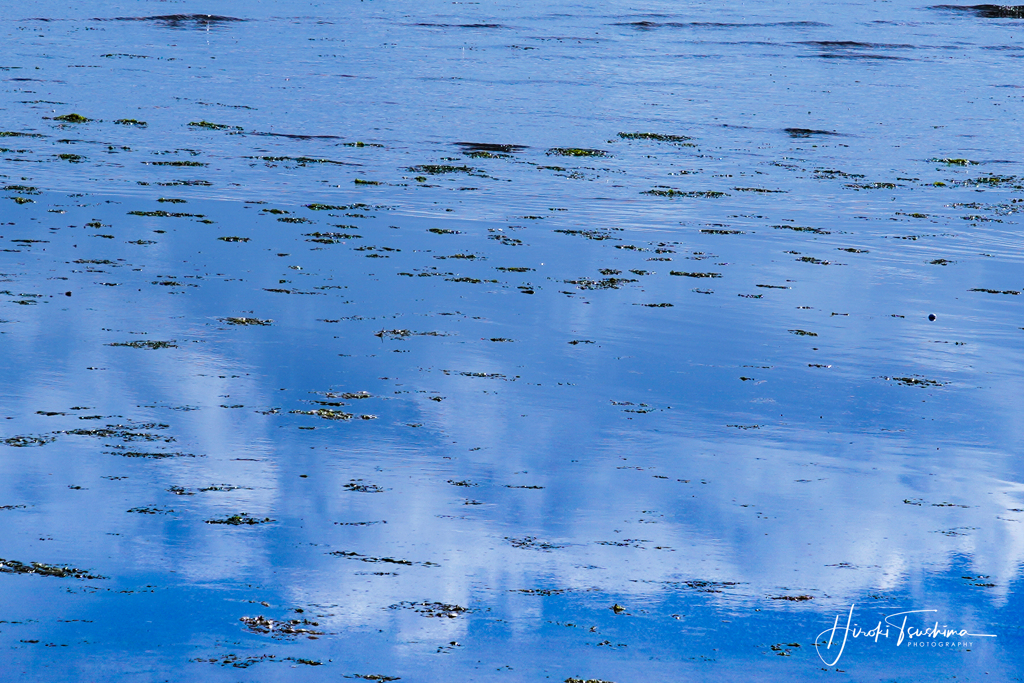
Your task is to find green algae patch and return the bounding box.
[114,118,147,127]
[239,615,323,637]
[157,180,213,186]
[218,236,250,242]
[785,128,838,137]
[564,277,637,290]
[343,480,385,493]
[643,188,726,198]
[2,435,56,447]
[670,271,721,278]
[128,506,173,514]
[107,340,177,349]
[618,131,692,142]
[547,147,607,157]
[128,210,204,218]
[970,288,1019,295]
[0,558,105,579]
[290,409,354,420]
[194,653,322,667]
[11,196,34,204]
[846,182,897,190]
[407,164,477,174]
[305,231,361,243]
[553,228,621,240]
[958,175,1022,188]
[882,376,946,387]
[113,451,198,459]
[0,131,45,138]
[252,155,352,166]
[464,150,508,158]
[334,552,438,568]
[788,329,818,337]
[206,514,273,525]
[189,120,242,131]
[221,317,272,325]
[52,113,91,123]
[146,160,206,167]
[929,158,978,166]
[773,224,830,234]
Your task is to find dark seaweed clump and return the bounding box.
[2,435,56,447]
[643,188,726,198]
[618,132,692,142]
[52,113,91,123]
[407,164,476,175]
[547,147,607,157]
[882,376,946,387]
[107,340,177,349]
[970,288,1019,295]
[454,142,527,153]
[785,127,839,137]
[239,615,322,636]
[564,277,637,290]
[221,317,272,325]
[932,5,1024,18]
[670,271,721,278]
[206,514,273,525]
[189,120,242,131]
[106,14,247,28]
[0,558,105,579]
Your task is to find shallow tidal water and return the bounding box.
[1,0,1023,680]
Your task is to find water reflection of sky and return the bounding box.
[2,0,1023,679]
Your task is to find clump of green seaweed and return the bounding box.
[2,435,56,447]
[221,317,272,325]
[670,271,721,278]
[52,113,91,123]
[618,132,692,142]
[643,188,726,198]
[206,514,273,525]
[546,147,607,157]
[107,340,177,349]
[189,120,242,131]
[0,558,105,579]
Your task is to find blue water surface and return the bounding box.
[1,1,1022,680]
